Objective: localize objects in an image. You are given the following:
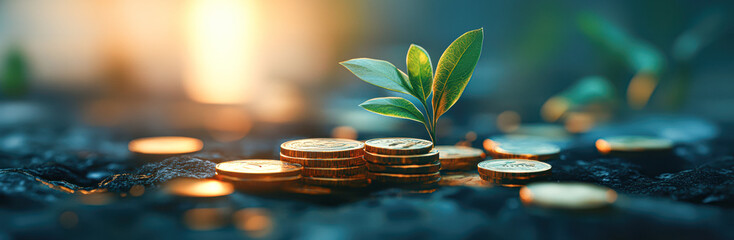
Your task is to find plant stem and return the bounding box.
[419,99,434,143]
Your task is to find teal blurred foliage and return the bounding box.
[1,48,29,98]
[559,76,616,107]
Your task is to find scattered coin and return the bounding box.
[477,159,551,184]
[364,138,433,155]
[280,138,365,158]
[301,165,366,178]
[368,172,441,184]
[366,162,441,174]
[485,139,560,161]
[434,145,486,170]
[519,182,617,210]
[596,135,673,154]
[302,176,369,188]
[216,160,302,179]
[280,154,365,168]
[363,150,439,165]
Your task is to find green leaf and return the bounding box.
[359,97,426,124]
[340,58,413,96]
[432,28,483,119]
[406,44,433,101]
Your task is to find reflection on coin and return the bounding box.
[302,176,369,188]
[438,172,493,188]
[364,138,433,155]
[368,172,441,184]
[280,154,365,168]
[477,159,551,183]
[434,146,486,170]
[216,160,302,179]
[281,138,365,158]
[302,165,367,178]
[519,182,617,210]
[216,174,302,191]
[596,136,673,154]
[363,150,439,165]
[485,139,560,161]
[366,162,441,174]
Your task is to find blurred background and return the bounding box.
[0,0,732,146]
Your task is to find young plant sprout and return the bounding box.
[340,28,484,144]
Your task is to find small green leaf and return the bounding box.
[432,28,483,119]
[406,44,433,101]
[340,58,413,95]
[359,97,426,124]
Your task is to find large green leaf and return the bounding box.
[359,97,425,124]
[340,58,413,95]
[432,28,483,119]
[406,44,433,101]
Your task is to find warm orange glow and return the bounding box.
[253,83,305,123]
[129,184,145,197]
[233,208,273,237]
[518,186,534,204]
[627,72,658,110]
[183,208,228,231]
[564,112,595,133]
[483,139,498,153]
[166,178,234,197]
[204,107,253,142]
[78,192,114,205]
[595,139,612,154]
[331,126,358,140]
[497,111,521,133]
[183,0,262,104]
[128,136,203,155]
[541,96,569,122]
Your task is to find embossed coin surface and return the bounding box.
[477,159,551,183]
[596,136,673,154]
[520,182,617,210]
[485,139,560,160]
[434,146,486,170]
[281,138,364,158]
[216,160,302,179]
[364,138,433,155]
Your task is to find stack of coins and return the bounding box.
[434,145,486,170]
[477,159,551,186]
[215,160,303,191]
[484,138,560,161]
[364,138,441,186]
[280,138,368,188]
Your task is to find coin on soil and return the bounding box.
[281,138,364,158]
[477,159,551,183]
[519,182,617,210]
[364,138,433,155]
[216,160,302,179]
[485,139,560,161]
[363,150,439,165]
[595,135,673,154]
[434,145,486,170]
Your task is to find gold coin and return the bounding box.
[366,162,441,174]
[596,136,673,154]
[215,174,302,190]
[477,159,551,182]
[519,182,617,210]
[363,150,439,165]
[368,172,441,184]
[280,154,365,168]
[302,165,367,178]
[302,176,369,188]
[434,146,486,170]
[364,138,433,155]
[216,160,302,179]
[280,138,364,158]
[485,139,560,161]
